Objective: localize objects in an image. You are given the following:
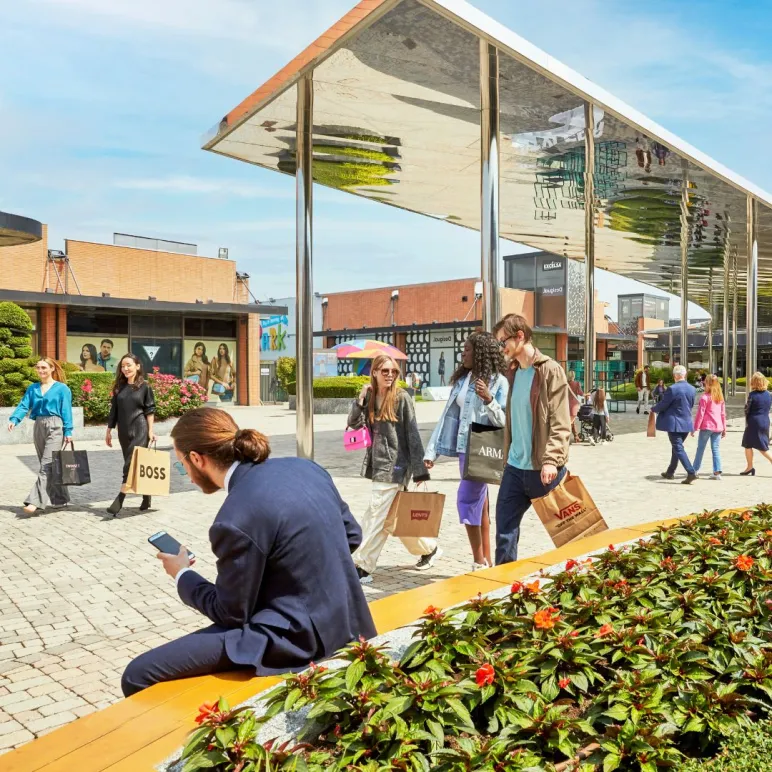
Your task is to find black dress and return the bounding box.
[108,382,156,483]
[742,389,772,451]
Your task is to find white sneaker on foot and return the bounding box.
[415,546,442,570]
[471,560,490,571]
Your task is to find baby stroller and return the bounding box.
[576,403,614,443]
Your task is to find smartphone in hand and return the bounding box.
[148,531,195,560]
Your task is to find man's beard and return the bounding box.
[188,464,220,494]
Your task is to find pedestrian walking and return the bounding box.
[691,374,726,480]
[567,370,584,443]
[7,358,73,514]
[740,372,772,476]
[105,354,156,515]
[635,365,651,414]
[424,331,508,571]
[589,388,610,445]
[347,353,440,584]
[493,314,572,565]
[649,364,697,484]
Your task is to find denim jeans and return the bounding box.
[666,432,695,476]
[692,430,722,474]
[495,465,567,565]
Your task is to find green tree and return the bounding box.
[0,302,37,407]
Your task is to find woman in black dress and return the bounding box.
[740,371,772,476]
[105,354,156,515]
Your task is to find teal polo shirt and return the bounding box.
[507,365,535,470]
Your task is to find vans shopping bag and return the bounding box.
[343,426,371,452]
[531,473,608,547]
[52,443,91,486]
[125,444,171,496]
[462,422,505,485]
[391,488,445,539]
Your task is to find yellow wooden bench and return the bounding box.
[1,520,690,772]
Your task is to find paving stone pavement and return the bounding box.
[0,401,765,752]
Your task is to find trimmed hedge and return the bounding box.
[0,301,33,331]
[682,719,772,771]
[0,303,35,407]
[287,376,408,399]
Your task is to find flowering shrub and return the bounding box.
[182,507,772,771]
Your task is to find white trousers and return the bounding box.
[353,482,437,574]
[637,388,650,410]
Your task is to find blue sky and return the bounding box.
[3,0,772,319]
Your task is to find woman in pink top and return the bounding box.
[690,374,727,480]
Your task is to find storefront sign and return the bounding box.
[541,286,564,296]
[430,331,454,349]
[542,259,564,272]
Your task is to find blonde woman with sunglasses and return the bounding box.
[347,354,440,584]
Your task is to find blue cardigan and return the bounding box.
[10,382,74,437]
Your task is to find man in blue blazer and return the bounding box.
[121,408,376,696]
[650,364,697,484]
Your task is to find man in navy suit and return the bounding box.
[121,408,376,696]
[650,364,697,484]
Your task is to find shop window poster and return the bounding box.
[183,339,237,402]
[260,315,289,355]
[66,336,129,374]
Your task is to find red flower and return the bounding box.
[565,559,579,571]
[533,607,561,630]
[524,580,541,594]
[608,544,616,552]
[308,661,327,674]
[195,701,219,725]
[569,630,580,638]
[510,581,524,594]
[558,677,571,689]
[735,555,754,572]
[475,663,495,687]
[81,379,93,394]
[597,624,614,638]
[708,537,722,546]
[742,511,753,522]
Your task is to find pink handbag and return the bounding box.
[344,426,372,452]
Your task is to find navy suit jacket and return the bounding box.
[651,379,695,433]
[177,458,376,675]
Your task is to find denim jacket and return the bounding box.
[423,373,509,462]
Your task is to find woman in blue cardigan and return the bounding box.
[7,358,73,513]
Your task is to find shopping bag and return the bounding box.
[462,422,505,485]
[647,412,656,438]
[391,488,445,539]
[125,444,171,496]
[52,444,91,486]
[343,426,371,452]
[531,473,608,548]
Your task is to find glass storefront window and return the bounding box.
[67,312,129,335]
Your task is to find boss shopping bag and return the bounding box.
[125,444,171,496]
[391,487,446,539]
[462,422,505,485]
[52,443,91,486]
[531,473,608,548]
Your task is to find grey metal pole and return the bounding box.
[295,74,314,459]
[722,247,730,395]
[707,267,713,374]
[669,331,673,368]
[679,165,690,367]
[583,101,596,394]
[746,195,759,380]
[480,40,500,332]
[732,247,738,396]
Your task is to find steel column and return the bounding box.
[679,166,690,366]
[480,40,500,332]
[731,247,738,396]
[746,195,759,380]
[583,101,596,394]
[707,268,713,374]
[295,74,314,459]
[722,247,730,395]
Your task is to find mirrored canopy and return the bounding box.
[203,0,772,326]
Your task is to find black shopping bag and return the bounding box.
[52,444,91,486]
[462,422,505,485]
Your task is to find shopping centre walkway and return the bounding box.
[0,401,760,753]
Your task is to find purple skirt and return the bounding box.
[457,454,488,526]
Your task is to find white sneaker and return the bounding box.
[711,473,722,481]
[471,560,490,571]
[415,546,442,570]
[588,437,596,446]
[599,440,606,446]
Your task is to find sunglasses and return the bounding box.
[379,368,399,376]
[498,336,515,349]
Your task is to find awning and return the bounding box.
[0,211,43,248]
[202,0,772,325]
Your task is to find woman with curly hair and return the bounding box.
[424,331,509,570]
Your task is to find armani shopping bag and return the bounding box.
[462,422,505,485]
[391,488,446,539]
[125,444,171,496]
[52,443,91,486]
[531,473,608,548]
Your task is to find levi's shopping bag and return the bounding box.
[125,444,171,496]
[462,422,505,485]
[52,443,91,486]
[531,473,608,548]
[391,486,446,539]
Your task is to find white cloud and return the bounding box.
[114,175,293,198]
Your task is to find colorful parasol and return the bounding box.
[332,339,408,361]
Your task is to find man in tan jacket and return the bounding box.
[493,313,571,564]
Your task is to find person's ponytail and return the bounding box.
[233,429,271,464]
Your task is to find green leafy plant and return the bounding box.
[275,357,297,391]
[287,376,408,399]
[0,302,35,406]
[181,507,772,771]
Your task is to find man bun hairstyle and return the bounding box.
[171,407,270,466]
